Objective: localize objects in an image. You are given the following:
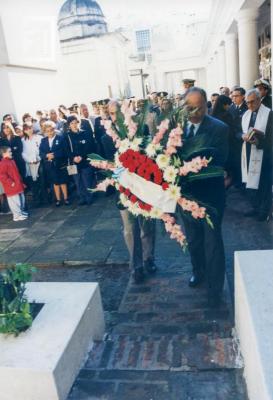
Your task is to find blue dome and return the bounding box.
[58,0,108,42]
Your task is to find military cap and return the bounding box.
[157,91,168,98]
[182,78,196,85]
[98,99,110,106]
[68,104,79,112]
[254,78,271,89]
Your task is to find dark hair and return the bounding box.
[22,113,32,123]
[211,93,219,97]
[212,95,232,117]
[22,123,33,140]
[0,146,10,159]
[233,87,246,96]
[185,87,207,102]
[2,123,15,138]
[3,114,12,121]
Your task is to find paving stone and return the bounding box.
[113,382,170,400]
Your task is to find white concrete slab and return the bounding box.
[235,250,273,400]
[0,282,105,400]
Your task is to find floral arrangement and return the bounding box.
[89,101,217,248]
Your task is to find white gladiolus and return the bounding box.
[166,185,181,201]
[145,143,162,157]
[118,139,130,153]
[163,166,178,183]
[130,137,143,151]
[156,154,171,169]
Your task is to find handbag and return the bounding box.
[66,134,78,175]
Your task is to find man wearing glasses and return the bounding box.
[179,87,229,308]
[241,89,272,221]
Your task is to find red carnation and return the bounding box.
[162,182,169,191]
[130,194,138,203]
[124,188,131,197]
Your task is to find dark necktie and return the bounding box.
[187,124,195,139]
[249,112,257,128]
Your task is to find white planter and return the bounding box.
[0,282,105,400]
[235,250,273,400]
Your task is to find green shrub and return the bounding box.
[0,264,36,336]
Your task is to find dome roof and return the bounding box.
[58,0,108,42]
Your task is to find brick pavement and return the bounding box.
[67,263,247,400]
[1,187,272,399]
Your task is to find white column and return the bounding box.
[210,54,219,93]
[236,8,259,90]
[218,43,227,87]
[225,33,239,88]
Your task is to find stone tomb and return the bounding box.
[235,250,273,400]
[0,282,105,400]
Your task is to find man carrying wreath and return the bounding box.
[179,87,229,308]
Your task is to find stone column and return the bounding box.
[236,8,259,90]
[225,33,239,88]
[217,43,227,87]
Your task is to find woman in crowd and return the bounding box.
[40,121,69,206]
[0,122,25,179]
[65,115,96,206]
[21,123,42,207]
[212,95,236,188]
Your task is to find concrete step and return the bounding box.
[85,334,242,372]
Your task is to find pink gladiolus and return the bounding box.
[161,213,186,246]
[178,198,206,219]
[95,178,115,192]
[152,119,170,144]
[179,156,210,176]
[90,160,115,171]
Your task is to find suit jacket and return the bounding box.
[65,130,96,170]
[179,115,229,215]
[40,135,67,169]
[262,94,272,110]
[229,102,248,119]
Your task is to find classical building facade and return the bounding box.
[0,0,271,119]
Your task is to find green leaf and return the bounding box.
[184,166,224,182]
[88,153,109,162]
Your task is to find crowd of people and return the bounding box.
[0,77,272,224]
[0,77,272,307]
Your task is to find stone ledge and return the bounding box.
[0,282,105,400]
[235,250,273,400]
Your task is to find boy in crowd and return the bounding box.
[0,147,28,222]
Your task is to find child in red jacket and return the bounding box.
[0,147,28,222]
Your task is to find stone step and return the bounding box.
[85,335,242,372]
[68,369,247,400]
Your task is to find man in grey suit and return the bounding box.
[109,101,157,284]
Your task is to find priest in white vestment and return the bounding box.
[241,88,272,221]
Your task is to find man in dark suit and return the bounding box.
[179,87,229,308]
[229,87,248,185]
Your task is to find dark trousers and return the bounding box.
[120,210,156,271]
[182,211,225,297]
[73,167,94,203]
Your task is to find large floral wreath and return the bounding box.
[89,101,221,249]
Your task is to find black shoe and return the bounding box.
[64,200,70,206]
[55,201,61,207]
[244,209,257,217]
[208,294,222,308]
[144,260,157,274]
[133,268,145,284]
[188,274,204,288]
[86,198,93,206]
